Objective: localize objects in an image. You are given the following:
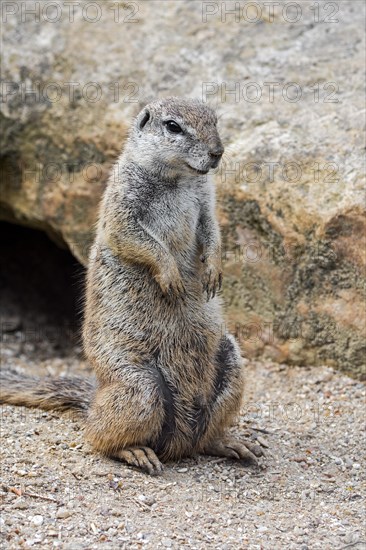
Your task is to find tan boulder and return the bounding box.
[1,1,365,376]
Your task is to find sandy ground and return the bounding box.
[1,335,365,550]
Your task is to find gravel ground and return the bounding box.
[1,332,365,550]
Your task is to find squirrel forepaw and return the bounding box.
[155,264,186,298]
[201,257,223,301]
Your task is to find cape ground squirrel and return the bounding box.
[1,97,262,474]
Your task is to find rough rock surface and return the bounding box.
[1,1,365,375]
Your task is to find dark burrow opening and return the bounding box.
[0,222,85,361]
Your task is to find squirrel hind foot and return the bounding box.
[203,437,262,466]
[113,446,164,476]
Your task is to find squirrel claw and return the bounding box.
[167,280,186,299]
[202,263,222,301]
[155,266,186,299]
[203,279,220,302]
[219,272,222,290]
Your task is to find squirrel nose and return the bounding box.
[209,146,224,158]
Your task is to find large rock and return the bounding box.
[1,1,365,376]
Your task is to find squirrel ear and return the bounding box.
[137,108,150,130]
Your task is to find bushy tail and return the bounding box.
[0,369,95,416]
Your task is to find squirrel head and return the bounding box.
[128,97,224,180]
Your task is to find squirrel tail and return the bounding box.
[0,369,95,416]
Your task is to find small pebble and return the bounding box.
[138,494,155,506]
[56,508,72,519]
[31,515,44,526]
[257,436,269,448]
[12,499,28,510]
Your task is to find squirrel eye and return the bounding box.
[165,120,183,134]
